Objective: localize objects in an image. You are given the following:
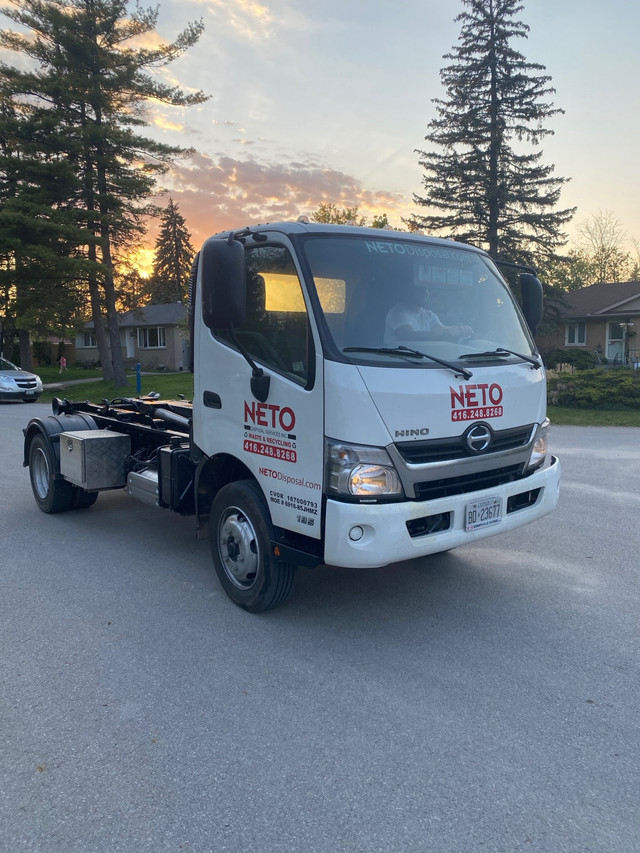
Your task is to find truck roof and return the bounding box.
[210,221,488,255]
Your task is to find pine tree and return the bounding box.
[148,199,195,304]
[0,94,89,368]
[410,0,575,267]
[0,0,207,386]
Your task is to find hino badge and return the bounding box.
[23,223,561,611]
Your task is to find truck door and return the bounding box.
[194,240,324,539]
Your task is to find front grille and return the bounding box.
[15,378,38,389]
[414,464,525,502]
[396,424,534,465]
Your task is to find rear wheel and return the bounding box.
[209,480,297,612]
[29,434,74,513]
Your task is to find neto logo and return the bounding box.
[244,401,296,432]
[450,383,503,410]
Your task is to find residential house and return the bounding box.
[76,303,188,371]
[537,281,640,366]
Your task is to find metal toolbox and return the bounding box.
[59,430,130,490]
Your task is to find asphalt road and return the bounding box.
[1,402,639,853]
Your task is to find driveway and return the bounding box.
[1,403,639,852]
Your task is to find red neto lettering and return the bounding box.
[450,383,503,410]
[244,401,295,432]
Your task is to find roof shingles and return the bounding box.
[563,281,640,319]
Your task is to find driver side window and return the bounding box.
[220,245,311,385]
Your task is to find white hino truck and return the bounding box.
[23,223,560,611]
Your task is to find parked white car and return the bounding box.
[0,357,43,402]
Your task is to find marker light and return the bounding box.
[528,418,550,471]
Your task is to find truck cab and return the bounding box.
[192,222,559,602]
[24,222,560,612]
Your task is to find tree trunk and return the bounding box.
[97,174,127,388]
[87,267,112,380]
[17,327,33,371]
[487,4,500,259]
[102,263,127,388]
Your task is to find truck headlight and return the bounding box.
[325,439,403,499]
[528,418,550,471]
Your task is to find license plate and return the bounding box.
[465,497,502,532]
[25,390,35,395]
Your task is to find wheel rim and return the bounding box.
[217,506,260,589]
[32,446,51,501]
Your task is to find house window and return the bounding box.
[565,322,586,346]
[138,327,166,348]
[608,322,624,341]
[77,331,97,348]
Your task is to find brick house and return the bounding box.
[76,303,188,371]
[537,281,640,366]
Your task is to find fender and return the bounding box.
[191,452,322,567]
[23,412,99,472]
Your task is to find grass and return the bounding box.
[36,367,640,426]
[39,370,194,404]
[548,406,640,427]
[37,365,104,383]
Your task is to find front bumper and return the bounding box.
[323,456,560,568]
[0,389,42,401]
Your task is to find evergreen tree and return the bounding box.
[148,199,195,304]
[0,0,207,386]
[410,0,575,267]
[0,94,89,367]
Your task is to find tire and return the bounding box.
[28,434,74,513]
[72,487,99,509]
[209,480,297,612]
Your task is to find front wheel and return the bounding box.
[209,480,297,612]
[28,434,74,513]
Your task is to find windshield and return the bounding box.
[301,235,535,365]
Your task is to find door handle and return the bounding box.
[203,391,222,409]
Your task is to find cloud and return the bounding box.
[154,151,410,244]
[151,116,185,132]
[181,0,312,42]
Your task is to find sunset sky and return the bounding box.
[4,0,640,258]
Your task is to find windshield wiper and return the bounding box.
[343,346,473,380]
[458,347,541,369]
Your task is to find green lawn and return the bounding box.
[548,406,640,427]
[37,365,104,383]
[39,371,194,404]
[36,369,640,426]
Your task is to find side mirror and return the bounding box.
[519,273,543,335]
[200,237,246,330]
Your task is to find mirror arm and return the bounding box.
[229,326,271,403]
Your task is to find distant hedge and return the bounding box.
[542,348,600,370]
[547,369,640,409]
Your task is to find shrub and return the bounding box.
[32,340,53,366]
[542,348,598,370]
[547,369,640,409]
